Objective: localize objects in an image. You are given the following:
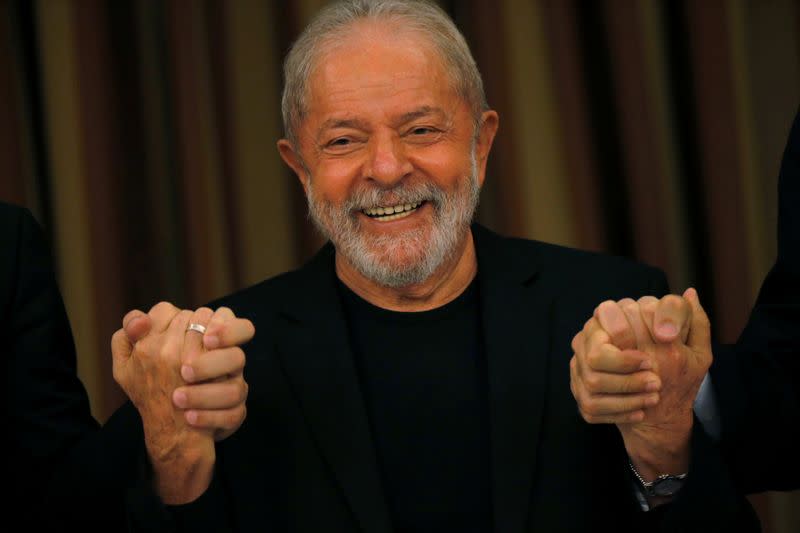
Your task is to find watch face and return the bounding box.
[652,476,685,496]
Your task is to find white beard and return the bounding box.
[305,151,480,288]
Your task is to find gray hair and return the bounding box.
[281,0,488,145]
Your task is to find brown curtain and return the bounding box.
[1,0,798,529]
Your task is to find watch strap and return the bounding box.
[629,460,688,497]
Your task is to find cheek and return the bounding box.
[411,147,472,188]
[310,160,363,202]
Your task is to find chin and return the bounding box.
[346,228,453,288]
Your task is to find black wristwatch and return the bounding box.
[629,461,688,497]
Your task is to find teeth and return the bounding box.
[363,201,422,218]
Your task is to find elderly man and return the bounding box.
[117,1,759,531]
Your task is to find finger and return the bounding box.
[204,307,232,349]
[159,310,193,365]
[203,306,254,350]
[123,310,152,344]
[183,404,247,436]
[580,369,661,395]
[638,296,660,344]
[578,409,646,425]
[111,328,133,367]
[594,300,637,350]
[619,301,654,350]
[183,307,215,367]
[578,391,660,419]
[173,379,248,410]
[683,288,711,353]
[581,318,610,354]
[570,331,585,356]
[182,346,246,383]
[147,301,182,333]
[653,294,692,343]
[586,344,653,373]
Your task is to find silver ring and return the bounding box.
[186,323,207,334]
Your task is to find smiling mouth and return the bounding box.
[361,201,425,221]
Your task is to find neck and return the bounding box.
[335,229,478,312]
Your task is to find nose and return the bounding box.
[364,131,413,187]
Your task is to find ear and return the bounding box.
[278,139,310,194]
[474,110,499,188]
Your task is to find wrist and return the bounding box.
[623,418,692,480]
[148,436,216,504]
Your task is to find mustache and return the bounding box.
[340,181,446,212]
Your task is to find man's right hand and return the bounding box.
[111,302,254,503]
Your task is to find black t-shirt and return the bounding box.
[338,278,492,533]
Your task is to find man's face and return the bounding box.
[279,25,496,287]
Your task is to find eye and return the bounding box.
[410,126,435,135]
[328,137,351,147]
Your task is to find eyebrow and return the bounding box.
[318,117,370,132]
[317,106,447,134]
[396,106,446,125]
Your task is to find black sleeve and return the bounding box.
[3,205,100,528]
[711,264,800,493]
[4,204,147,531]
[647,418,761,532]
[710,110,800,493]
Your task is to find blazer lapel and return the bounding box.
[474,225,554,533]
[275,245,393,533]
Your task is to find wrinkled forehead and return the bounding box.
[303,21,457,116]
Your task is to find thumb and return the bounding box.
[683,287,711,352]
[123,310,152,343]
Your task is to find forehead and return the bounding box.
[304,23,458,127]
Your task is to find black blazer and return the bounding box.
[131,224,758,532]
[712,109,800,493]
[3,203,141,531]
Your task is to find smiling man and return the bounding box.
[120,1,759,532]
[277,17,495,307]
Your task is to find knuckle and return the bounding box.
[585,348,603,369]
[237,382,248,403]
[639,297,658,314]
[582,397,599,416]
[233,347,246,368]
[150,301,174,314]
[589,328,609,346]
[607,323,630,341]
[123,309,142,327]
[580,409,598,424]
[570,334,580,353]
[583,373,601,391]
[158,344,173,360]
[622,301,639,315]
[597,300,617,316]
